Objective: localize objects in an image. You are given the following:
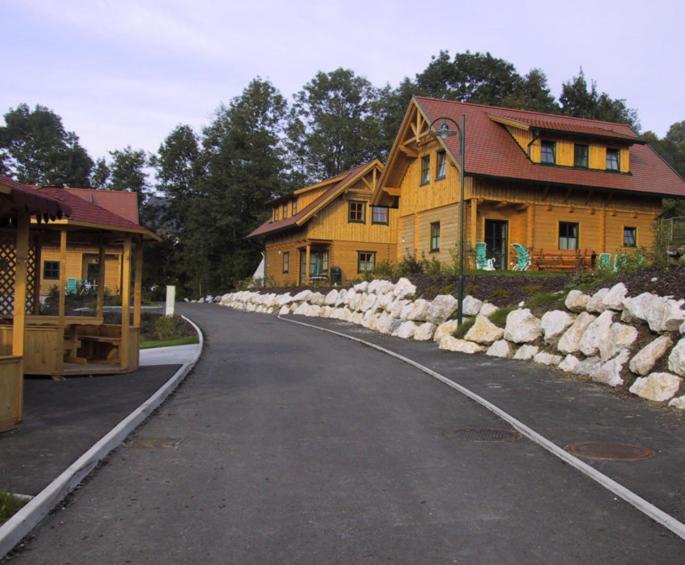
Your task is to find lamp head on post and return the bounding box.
[434,122,458,139]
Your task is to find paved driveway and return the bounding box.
[11,304,684,563]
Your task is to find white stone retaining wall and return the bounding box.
[215,279,685,409]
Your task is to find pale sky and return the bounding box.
[2,0,683,160]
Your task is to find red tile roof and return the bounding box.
[64,188,139,224]
[415,97,685,198]
[0,175,71,219]
[37,186,155,237]
[247,161,377,238]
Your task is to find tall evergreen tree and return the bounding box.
[0,103,93,186]
[90,157,111,188]
[559,70,640,130]
[288,68,385,180]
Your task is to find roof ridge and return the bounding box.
[414,95,634,129]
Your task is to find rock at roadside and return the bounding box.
[513,345,539,361]
[668,338,685,377]
[592,349,630,387]
[462,295,484,317]
[486,340,512,358]
[504,309,542,343]
[438,336,485,354]
[433,320,460,342]
[394,321,418,339]
[414,322,436,341]
[574,356,602,377]
[629,372,683,402]
[557,312,596,354]
[407,299,431,322]
[293,290,312,302]
[559,354,580,373]
[393,277,417,299]
[565,290,590,312]
[533,352,563,366]
[629,335,673,376]
[479,302,499,318]
[599,322,638,361]
[324,289,339,305]
[669,396,685,410]
[601,282,628,310]
[578,311,614,357]
[427,294,459,324]
[540,310,574,343]
[278,305,290,316]
[465,315,504,345]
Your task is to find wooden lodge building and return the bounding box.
[372,97,685,270]
[247,160,397,285]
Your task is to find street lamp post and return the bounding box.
[427,115,467,325]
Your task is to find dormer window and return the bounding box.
[420,155,430,185]
[574,144,589,168]
[606,148,620,171]
[541,141,556,164]
[436,150,447,180]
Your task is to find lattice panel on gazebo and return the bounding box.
[0,234,38,320]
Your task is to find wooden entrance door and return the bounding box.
[484,219,509,270]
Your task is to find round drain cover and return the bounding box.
[565,441,655,462]
[449,428,521,442]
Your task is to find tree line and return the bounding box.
[1,50,683,297]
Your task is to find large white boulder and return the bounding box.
[540,310,574,343]
[293,290,312,302]
[393,277,417,299]
[368,279,394,294]
[479,302,499,318]
[462,295,484,317]
[433,320,459,342]
[557,312,597,354]
[533,352,563,366]
[559,354,580,373]
[438,336,485,354]
[599,322,638,361]
[602,283,628,310]
[414,322,436,341]
[278,305,291,316]
[407,299,431,322]
[622,293,685,332]
[586,288,609,313]
[334,289,348,307]
[354,281,369,292]
[681,321,685,334]
[565,290,590,312]
[361,293,378,312]
[629,336,673,376]
[513,345,539,360]
[394,321,418,339]
[629,372,682,402]
[504,309,542,344]
[486,340,513,358]
[309,292,325,306]
[465,315,504,345]
[390,299,411,319]
[276,293,294,306]
[293,302,309,316]
[592,349,630,387]
[579,311,614,357]
[427,295,459,324]
[574,356,602,377]
[303,304,321,317]
[324,289,339,305]
[376,313,396,335]
[668,338,685,377]
[343,290,356,306]
[669,396,685,409]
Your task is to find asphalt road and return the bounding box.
[11,304,684,563]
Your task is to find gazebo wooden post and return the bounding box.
[12,211,30,421]
[33,233,42,314]
[96,241,105,320]
[120,237,132,370]
[133,237,143,328]
[58,228,67,322]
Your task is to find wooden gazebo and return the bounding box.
[0,179,159,388]
[0,177,70,432]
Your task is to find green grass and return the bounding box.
[489,306,517,328]
[139,335,199,350]
[526,290,567,313]
[453,318,475,339]
[0,491,27,525]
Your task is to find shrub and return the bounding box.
[154,315,186,340]
[398,254,423,276]
[422,254,442,276]
[371,260,397,280]
[615,247,648,273]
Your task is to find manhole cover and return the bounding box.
[565,441,655,462]
[125,437,181,449]
[448,428,521,442]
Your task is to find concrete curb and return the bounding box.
[0,315,204,559]
[279,315,685,542]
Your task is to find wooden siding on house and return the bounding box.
[39,247,122,295]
